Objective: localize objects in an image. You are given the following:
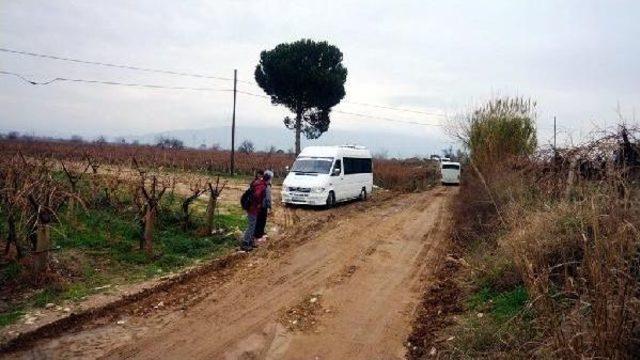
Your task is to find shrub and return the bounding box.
[504,182,640,358]
[445,96,639,357]
[453,97,537,177]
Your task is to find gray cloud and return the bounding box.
[1,0,638,154]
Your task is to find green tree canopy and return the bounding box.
[254,39,347,154]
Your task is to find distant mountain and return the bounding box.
[126,125,449,158]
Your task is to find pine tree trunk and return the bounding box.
[295,109,302,155]
[143,206,156,256]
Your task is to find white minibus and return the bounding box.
[440,161,461,185]
[281,145,373,207]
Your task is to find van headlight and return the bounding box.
[312,187,325,193]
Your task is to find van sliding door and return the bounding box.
[332,159,347,201]
[344,157,372,198]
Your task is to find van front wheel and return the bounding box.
[326,191,336,208]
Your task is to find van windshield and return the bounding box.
[291,157,333,174]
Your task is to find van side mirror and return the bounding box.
[332,168,341,176]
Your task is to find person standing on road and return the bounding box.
[241,172,267,251]
[254,170,273,242]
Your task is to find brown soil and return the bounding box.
[3,187,456,360]
[405,255,464,359]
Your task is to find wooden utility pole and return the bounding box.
[230,69,237,175]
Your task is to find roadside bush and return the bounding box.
[441,96,640,358]
[450,170,499,246]
[504,180,640,358]
[461,97,537,174]
[443,167,536,358]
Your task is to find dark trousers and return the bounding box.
[254,207,268,238]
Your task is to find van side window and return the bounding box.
[344,157,372,174]
[333,159,342,175]
[344,158,354,174]
[362,158,372,173]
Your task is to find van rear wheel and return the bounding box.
[326,191,336,208]
[360,188,367,201]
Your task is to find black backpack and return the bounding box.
[240,184,254,211]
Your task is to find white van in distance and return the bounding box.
[440,161,461,185]
[281,145,373,207]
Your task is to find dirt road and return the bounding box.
[9,187,455,360]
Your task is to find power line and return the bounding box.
[0,47,254,84]
[1,47,450,117]
[342,101,445,116]
[0,70,233,92]
[239,89,446,118]
[0,71,59,85]
[236,90,444,126]
[0,70,445,127]
[236,90,270,98]
[334,110,444,127]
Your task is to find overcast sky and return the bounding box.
[1,0,639,154]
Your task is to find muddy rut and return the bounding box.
[9,187,455,360]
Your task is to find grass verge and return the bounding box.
[0,196,245,329]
